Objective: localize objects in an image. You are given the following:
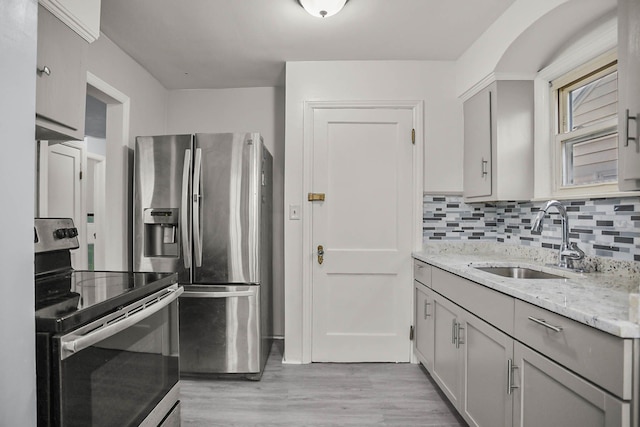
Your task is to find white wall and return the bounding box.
[0,0,37,425]
[455,0,569,97]
[455,0,615,98]
[166,87,286,336]
[86,34,169,269]
[283,60,460,363]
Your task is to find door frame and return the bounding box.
[86,72,131,270]
[301,100,424,364]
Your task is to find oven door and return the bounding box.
[52,285,183,427]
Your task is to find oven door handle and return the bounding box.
[59,286,183,360]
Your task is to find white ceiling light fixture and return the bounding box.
[298,0,349,18]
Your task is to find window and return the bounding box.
[551,52,618,193]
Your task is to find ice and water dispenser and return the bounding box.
[143,208,180,257]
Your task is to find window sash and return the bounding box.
[551,52,618,194]
[560,127,618,186]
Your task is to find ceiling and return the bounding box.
[100,0,516,90]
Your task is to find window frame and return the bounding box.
[550,50,619,197]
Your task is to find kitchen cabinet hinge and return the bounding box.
[409,325,414,340]
[411,128,415,145]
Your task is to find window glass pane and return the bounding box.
[567,71,617,131]
[563,131,618,185]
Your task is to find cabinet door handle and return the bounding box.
[481,158,488,177]
[528,316,563,332]
[456,324,464,348]
[507,359,519,395]
[625,109,638,148]
[452,319,457,344]
[424,301,431,319]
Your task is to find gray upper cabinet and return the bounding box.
[618,0,640,191]
[463,83,493,198]
[463,81,534,202]
[36,4,88,141]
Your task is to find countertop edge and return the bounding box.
[412,251,640,339]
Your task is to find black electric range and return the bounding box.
[35,218,182,427]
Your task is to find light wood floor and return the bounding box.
[180,341,467,426]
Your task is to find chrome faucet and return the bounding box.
[532,200,585,270]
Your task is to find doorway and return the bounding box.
[36,72,130,271]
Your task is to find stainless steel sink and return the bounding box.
[474,266,564,279]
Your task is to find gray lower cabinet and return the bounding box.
[36,4,88,141]
[461,311,513,427]
[431,292,462,408]
[513,342,629,427]
[414,281,434,371]
[413,263,634,427]
[428,290,513,427]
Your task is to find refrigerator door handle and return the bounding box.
[181,149,192,268]
[193,148,203,267]
[181,289,256,298]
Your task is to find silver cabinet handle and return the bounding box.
[528,316,563,332]
[424,301,431,319]
[37,65,51,76]
[452,319,457,344]
[625,109,638,148]
[481,158,488,177]
[507,359,519,395]
[456,323,464,348]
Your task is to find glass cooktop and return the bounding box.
[35,270,177,333]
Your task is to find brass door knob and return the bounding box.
[317,245,324,264]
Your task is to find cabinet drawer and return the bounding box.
[514,300,633,399]
[413,260,431,287]
[432,267,514,335]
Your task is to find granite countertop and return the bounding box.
[412,242,640,338]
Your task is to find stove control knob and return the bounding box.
[66,227,78,238]
[53,228,67,239]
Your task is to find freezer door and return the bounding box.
[134,135,192,283]
[193,133,262,284]
[178,285,261,375]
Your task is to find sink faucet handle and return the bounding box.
[564,242,585,259]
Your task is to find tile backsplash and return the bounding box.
[423,195,640,262]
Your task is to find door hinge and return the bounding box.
[79,171,83,180]
[409,325,414,341]
[411,128,415,145]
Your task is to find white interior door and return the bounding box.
[87,154,106,270]
[311,108,414,362]
[40,142,85,268]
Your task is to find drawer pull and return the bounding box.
[528,316,563,332]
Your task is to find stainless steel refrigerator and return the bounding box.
[133,132,273,380]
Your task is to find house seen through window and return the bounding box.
[553,54,618,189]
